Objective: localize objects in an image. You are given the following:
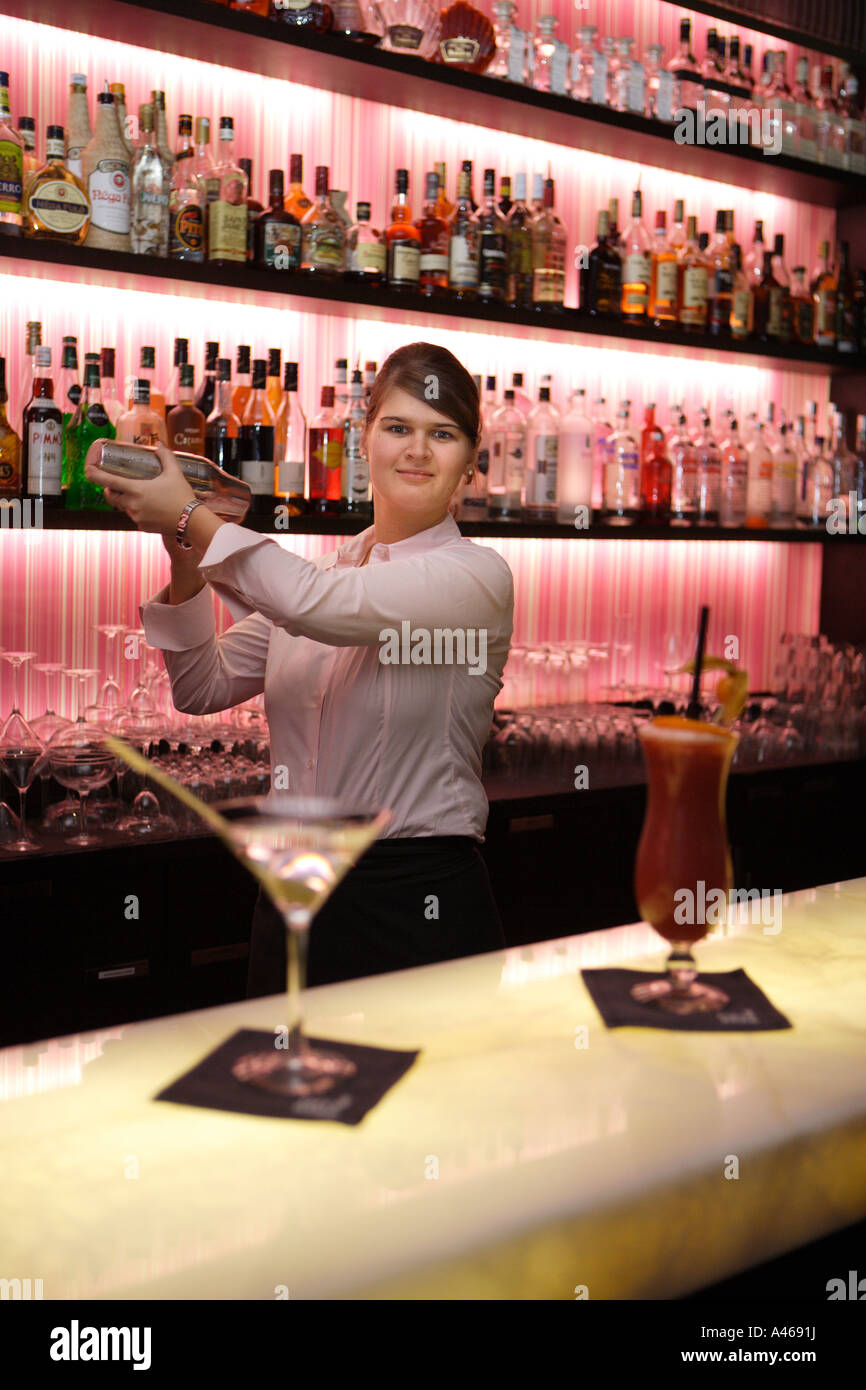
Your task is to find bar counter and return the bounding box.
[2,879,865,1301]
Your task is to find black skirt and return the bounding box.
[246,835,506,997]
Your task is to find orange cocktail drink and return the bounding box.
[632,715,739,1013]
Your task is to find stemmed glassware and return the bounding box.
[31,663,75,828]
[0,650,47,853]
[94,624,126,712]
[47,670,116,848]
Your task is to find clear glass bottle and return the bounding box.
[677,215,708,332]
[416,173,449,296]
[23,125,90,245]
[274,360,307,516]
[65,358,115,511]
[611,37,641,113]
[448,164,480,299]
[815,65,846,167]
[82,83,131,252]
[694,412,721,524]
[828,409,857,508]
[770,421,798,527]
[488,1,521,83]
[570,25,598,103]
[602,399,639,525]
[300,165,345,275]
[792,58,817,162]
[725,36,751,111]
[644,44,673,122]
[803,434,834,527]
[719,417,747,526]
[531,14,558,94]
[668,410,697,525]
[190,116,218,209]
[386,167,421,290]
[530,173,566,311]
[524,383,560,522]
[487,389,525,519]
[620,189,652,322]
[240,359,275,516]
[207,116,248,265]
[205,358,242,478]
[168,118,206,262]
[130,103,170,256]
[590,395,612,512]
[556,387,593,521]
[340,367,371,517]
[117,379,167,447]
[151,90,173,172]
[457,373,491,522]
[745,421,772,527]
[478,166,506,301]
[666,16,702,110]
[345,199,385,281]
[505,171,533,308]
[100,348,123,426]
[167,363,206,455]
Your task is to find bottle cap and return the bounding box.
[219,116,234,138]
[268,347,281,377]
[283,361,298,391]
[35,346,52,368]
[140,345,156,370]
[236,345,251,374]
[139,104,153,132]
[251,359,267,390]
[83,362,100,387]
[174,338,189,365]
[321,385,335,406]
[217,358,232,381]
[239,158,253,184]
[179,363,195,390]
[101,348,116,376]
[395,168,409,193]
[424,172,438,202]
[486,374,496,389]
[356,199,371,219]
[195,116,210,143]
[513,172,527,200]
[133,379,151,404]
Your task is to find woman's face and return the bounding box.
[362,385,477,522]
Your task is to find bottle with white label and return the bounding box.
[602,399,639,524]
[0,72,23,236]
[803,435,834,527]
[488,389,525,519]
[448,165,479,297]
[524,384,560,522]
[694,412,721,523]
[274,361,306,517]
[130,103,170,256]
[557,387,594,522]
[208,116,248,265]
[719,418,748,527]
[770,422,798,527]
[620,190,652,321]
[745,422,772,527]
[23,347,63,502]
[65,74,92,183]
[82,83,130,251]
[340,368,371,517]
[240,359,275,516]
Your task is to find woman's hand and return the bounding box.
[85,441,196,538]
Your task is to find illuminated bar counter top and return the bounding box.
[2,879,865,1301]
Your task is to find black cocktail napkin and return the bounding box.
[581,968,792,1031]
[155,1028,420,1125]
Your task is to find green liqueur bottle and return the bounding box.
[66,355,114,509]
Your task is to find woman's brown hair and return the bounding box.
[363,342,481,450]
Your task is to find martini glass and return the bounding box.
[0,651,48,852]
[31,662,76,829]
[95,624,126,713]
[218,794,391,1097]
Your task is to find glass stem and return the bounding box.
[79,789,89,841]
[16,785,29,844]
[666,944,698,994]
[284,912,311,1059]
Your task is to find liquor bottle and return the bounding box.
[239,359,275,515]
[556,388,593,521]
[677,216,708,331]
[127,347,166,419]
[829,409,857,507]
[477,168,507,302]
[488,2,522,82]
[523,384,559,522]
[580,208,621,316]
[666,16,702,110]
[803,435,834,526]
[340,368,371,516]
[334,358,349,423]
[65,359,114,510]
[742,218,765,289]
[415,173,449,295]
[769,233,792,342]
[762,400,780,455]
[668,410,697,525]
[745,423,772,527]
[270,0,334,32]
[100,348,123,426]
[569,25,598,102]
[23,348,63,503]
[17,116,37,204]
[363,360,377,408]
[238,157,263,262]
[58,337,82,489]
[607,196,622,252]
[718,418,747,527]
[725,36,751,109]
[510,371,532,417]
[668,198,685,253]
[498,175,512,219]
[163,339,190,414]
[208,117,248,265]
[20,320,42,430]
[82,84,131,252]
[792,60,818,162]
[174,114,194,164]
[23,124,91,244]
[166,364,206,455]
[639,402,671,522]
[531,173,566,311]
[434,162,455,222]
[168,120,206,262]
[385,168,421,290]
[274,360,307,515]
[707,210,733,335]
[729,243,753,339]
[331,0,369,40]
[255,169,301,270]
[770,422,798,527]
[754,250,779,342]
[589,395,612,511]
[854,414,866,509]
[0,78,24,236]
[374,0,441,58]
[437,2,496,75]
[532,14,559,93]
[117,380,168,446]
[620,190,651,321]
[793,414,811,522]
[308,385,343,514]
[648,209,677,328]
[835,240,857,353]
[458,372,493,520]
[487,389,525,519]
[205,359,242,476]
[448,165,480,299]
[284,154,313,223]
[232,346,252,420]
[130,103,170,256]
[505,172,533,308]
[0,356,22,498]
[266,348,283,418]
[694,413,720,523]
[345,200,385,281]
[151,90,173,172]
[300,166,345,275]
[65,74,92,184]
[109,83,134,161]
[811,240,837,348]
[815,65,845,167]
[190,117,218,208]
[602,400,639,525]
[197,341,220,418]
[790,266,815,343]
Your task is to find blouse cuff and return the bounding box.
[139,582,217,651]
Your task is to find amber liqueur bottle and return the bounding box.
[0,355,22,498]
[385,168,421,291]
[269,0,333,31]
[416,170,449,296]
[581,209,621,316]
[436,2,496,73]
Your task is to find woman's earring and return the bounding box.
[466,468,475,480]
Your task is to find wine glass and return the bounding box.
[0,651,48,853]
[94,624,126,712]
[612,613,634,699]
[215,795,392,1096]
[47,670,115,847]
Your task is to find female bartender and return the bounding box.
[86,341,514,995]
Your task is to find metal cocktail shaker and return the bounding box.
[85,440,252,522]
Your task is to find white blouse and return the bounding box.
[140,514,514,841]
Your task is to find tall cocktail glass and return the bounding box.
[632,715,739,1014]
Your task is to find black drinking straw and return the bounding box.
[686,606,710,720]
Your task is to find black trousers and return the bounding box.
[246,835,506,997]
